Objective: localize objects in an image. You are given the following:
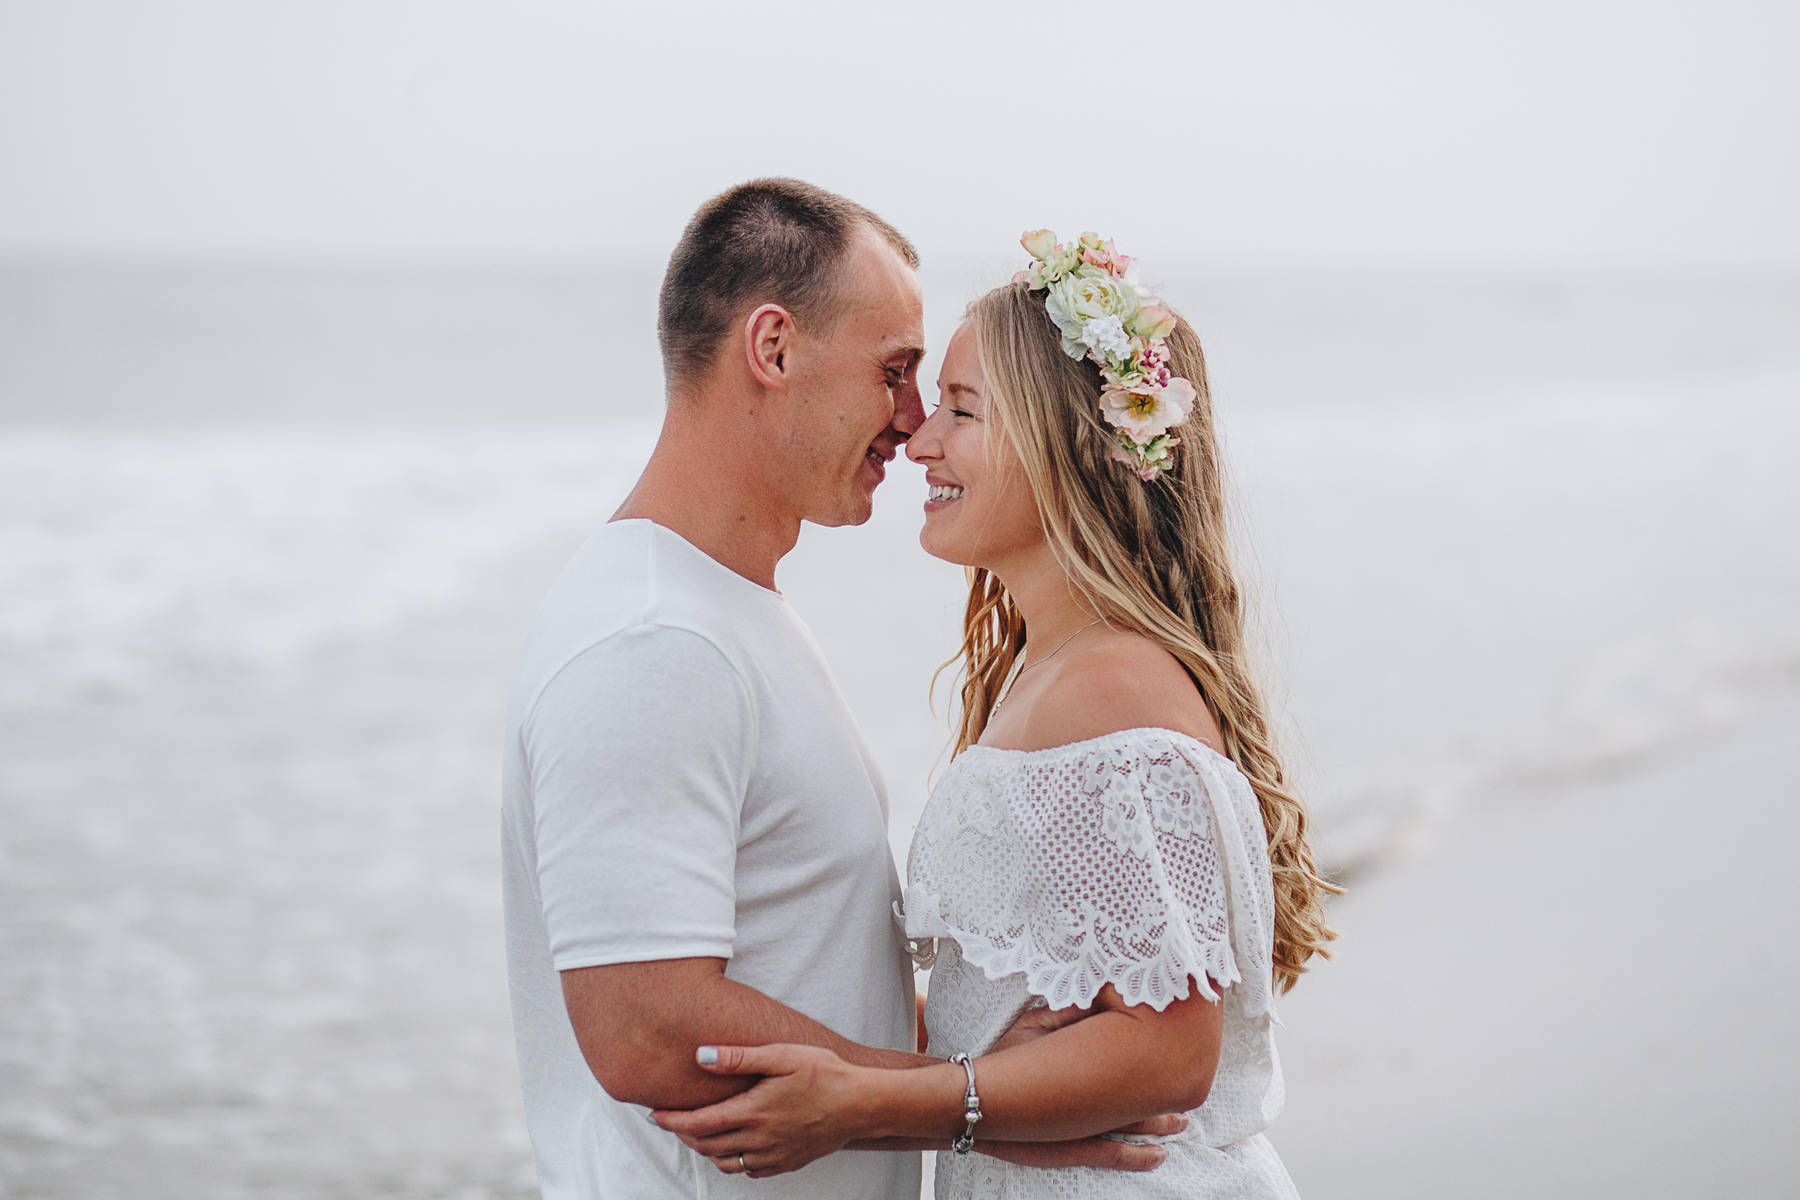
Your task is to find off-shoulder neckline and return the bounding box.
[960,726,1236,770]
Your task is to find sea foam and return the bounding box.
[0,425,657,711]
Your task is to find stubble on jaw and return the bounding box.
[791,229,924,530]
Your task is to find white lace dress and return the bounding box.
[898,728,1301,1199]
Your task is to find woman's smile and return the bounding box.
[925,481,965,509]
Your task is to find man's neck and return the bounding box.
[611,412,799,592]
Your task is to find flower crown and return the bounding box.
[1016,229,1195,481]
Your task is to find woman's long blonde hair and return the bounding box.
[939,280,1338,992]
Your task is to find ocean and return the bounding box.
[2,259,1797,1196]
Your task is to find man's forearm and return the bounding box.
[725,974,934,1071]
[563,960,932,1111]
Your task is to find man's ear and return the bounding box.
[743,304,796,391]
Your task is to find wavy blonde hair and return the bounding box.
[938,280,1339,992]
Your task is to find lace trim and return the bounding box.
[902,729,1278,1020]
[901,881,1240,1012]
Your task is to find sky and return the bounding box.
[1,0,1796,268]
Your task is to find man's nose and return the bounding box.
[905,409,940,464]
[891,379,926,438]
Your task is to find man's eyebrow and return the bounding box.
[885,344,925,366]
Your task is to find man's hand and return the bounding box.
[989,999,1098,1054]
[980,1120,1186,1170]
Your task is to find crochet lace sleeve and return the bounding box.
[902,731,1276,1018]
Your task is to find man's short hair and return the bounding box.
[657,178,919,394]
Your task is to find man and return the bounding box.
[500,179,1170,1198]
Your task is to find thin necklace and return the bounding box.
[991,619,1103,714]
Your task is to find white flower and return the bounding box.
[1078,314,1132,360]
[1026,242,1083,290]
[1044,269,1140,357]
[1099,375,1196,441]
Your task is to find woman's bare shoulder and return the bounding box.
[1018,633,1224,754]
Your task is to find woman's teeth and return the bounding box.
[928,484,964,502]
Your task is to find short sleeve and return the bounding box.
[521,624,754,971]
[904,733,1275,1017]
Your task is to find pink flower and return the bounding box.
[1127,304,1176,341]
[1021,229,1059,260]
[1099,375,1195,441]
[1160,376,1197,420]
[1111,434,1180,481]
[1078,238,1135,279]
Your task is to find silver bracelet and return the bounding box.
[947,1052,982,1154]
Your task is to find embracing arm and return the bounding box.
[658,978,1218,1154]
[563,956,932,1110]
[578,960,1182,1167]
[864,981,1220,1141]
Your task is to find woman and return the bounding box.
[654,232,1338,1196]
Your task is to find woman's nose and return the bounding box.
[905,411,942,464]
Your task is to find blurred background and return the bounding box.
[2,2,1797,1197]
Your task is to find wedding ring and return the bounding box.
[737,1152,747,1173]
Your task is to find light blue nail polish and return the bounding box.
[696,1046,719,1065]
[645,1111,659,1124]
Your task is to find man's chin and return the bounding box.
[807,501,876,530]
[800,472,883,530]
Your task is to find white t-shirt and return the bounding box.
[500,519,919,1200]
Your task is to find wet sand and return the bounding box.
[1272,692,1800,1198]
[0,554,547,1199]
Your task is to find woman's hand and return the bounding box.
[650,1044,868,1179]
